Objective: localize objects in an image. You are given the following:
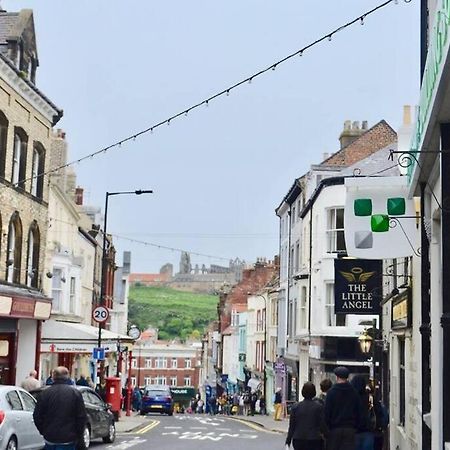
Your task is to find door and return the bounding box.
[86,391,109,437]
[0,334,15,385]
[6,389,31,448]
[19,390,45,449]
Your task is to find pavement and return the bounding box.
[114,411,289,434]
[115,412,148,433]
[234,413,289,433]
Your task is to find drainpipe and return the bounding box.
[307,205,313,381]
[420,182,432,450]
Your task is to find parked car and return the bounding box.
[0,385,44,450]
[30,386,115,449]
[140,385,173,416]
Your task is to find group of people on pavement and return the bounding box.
[285,366,388,450]
[187,390,267,416]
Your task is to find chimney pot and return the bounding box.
[352,121,360,130]
[362,120,368,130]
[344,120,351,131]
[75,186,84,206]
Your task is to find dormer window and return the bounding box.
[16,43,23,70]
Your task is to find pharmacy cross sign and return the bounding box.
[344,177,418,259]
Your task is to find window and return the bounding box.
[131,358,137,369]
[69,277,76,313]
[6,212,22,284]
[291,205,296,225]
[289,246,295,277]
[170,377,177,386]
[0,111,8,178]
[155,357,167,369]
[325,284,345,327]
[271,298,278,326]
[155,376,166,385]
[184,377,191,387]
[26,222,40,288]
[7,391,23,410]
[51,268,63,312]
[300,287,307,329]
[12,129,27,188]
[145,358,152,368]
[185,358,191,369]
[30,143,45,198]
[131,377,136,387]
[399,338,406,426]
[231,309,239,326]
[326,208,346,253]
[144,377,151,386]
[19,391,36,411]
[295,241,300,272]
[171,358,177,369]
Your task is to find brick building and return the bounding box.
[129,334,201,389]
[0,8,62,384]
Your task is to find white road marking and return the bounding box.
[164,426,182,429]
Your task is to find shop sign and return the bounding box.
[41,343,108,353]
[409,0,450,178]
[334,258,382,315]
[0,296,51,319]
[238,353,246,362]
[392,289,411,329]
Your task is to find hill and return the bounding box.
[128,285,218,341]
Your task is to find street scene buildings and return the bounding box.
[0,1,448,450]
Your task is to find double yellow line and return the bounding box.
[136,420,160,434]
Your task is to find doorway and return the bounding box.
[0,333,16,385]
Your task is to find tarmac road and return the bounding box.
[93,414,283,450]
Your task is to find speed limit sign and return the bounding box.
[92,306,109,323]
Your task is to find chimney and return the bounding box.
[123,251,131,275]
[339,120,367,149]
[403,105,411,126]
[75,186,84,205]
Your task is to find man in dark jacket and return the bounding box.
[33,366,87,450]
[324,366,362,450]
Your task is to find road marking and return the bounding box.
[107,438,147,449]
[164,426,182,429]
[190,427,208,430]
[216,427,232,431]
[136,420,160,434]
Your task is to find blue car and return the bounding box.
[140,385,173,416]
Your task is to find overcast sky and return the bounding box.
[5,0,419,273]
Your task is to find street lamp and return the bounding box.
[358,318,378,380]
[97,190,152,384]
[358,329,373,355]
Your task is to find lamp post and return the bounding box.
[97,190,152,384]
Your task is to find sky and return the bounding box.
[5,0,420,273]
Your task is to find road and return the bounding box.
[93,415,282,450]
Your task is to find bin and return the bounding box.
[105,377,121,421]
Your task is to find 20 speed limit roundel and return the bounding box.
[92,306,109,323]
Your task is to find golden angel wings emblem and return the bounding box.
[339,267,376,283]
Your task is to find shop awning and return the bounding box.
[0,284,52,320]
[247,378,262,392]
[41,320,132,354]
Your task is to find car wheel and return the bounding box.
[6,437,17,450]
[82,425,91,449]
[102,422,116,443]
[139,410,146,416]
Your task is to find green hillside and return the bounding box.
[128,286,218,341]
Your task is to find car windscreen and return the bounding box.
[145,390,170,397]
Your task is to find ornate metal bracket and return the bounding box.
[388,149,445,211]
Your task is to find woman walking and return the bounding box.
[285,382,328,450]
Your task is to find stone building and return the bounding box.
[0,7,62,384]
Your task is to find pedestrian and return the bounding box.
[259,394,267,415]
[45,373,53,386]
[324,366,362,450]
[274,387,283,421]
[250,391,257,416]
[197,398,204,413]
[351,375,375,450]
[285,382,327,450]
[33,366,87,450]
[315,378,332,406]
[21,370,41,392]
[132,386,142,412]
[76,375,89,386]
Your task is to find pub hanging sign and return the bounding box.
[334,258,382,315]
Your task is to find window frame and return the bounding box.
[12,129,28,189]
[326,207,346,254]
[6,212,22,284]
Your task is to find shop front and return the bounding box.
[0,285,52,385]
[40,320,131,384]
